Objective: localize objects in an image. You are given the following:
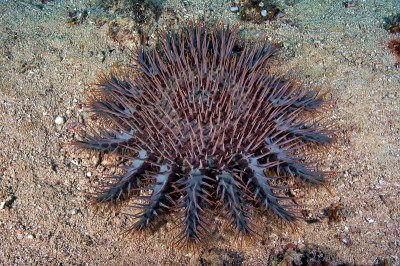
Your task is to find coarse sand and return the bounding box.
[0,0,399,264]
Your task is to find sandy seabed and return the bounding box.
[0,0,399,265]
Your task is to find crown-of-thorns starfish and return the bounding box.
[71,22,332,243]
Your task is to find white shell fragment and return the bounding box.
[55,116,65,125]
[259,2,264,7]
[261,9,267,17]
[230,6,239,12]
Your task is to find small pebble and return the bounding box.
[230,6,239,12]
[258,2,264,7]
[366,218,375,223]
[341,235,351,245]
[71,158,81,166]
[27,234,34,240]
[1,196,16,208]
[261,9,267,17]
[55,116,65,125]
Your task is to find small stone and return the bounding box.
[341,235,351,245]
[2,195,16,209]
[55,116,65,125]
[343,1,356,8]
[366,218,375,223]
[290,188,305,198]
[230,6,239,12]
[70,158,81,166]
[86,171,92,177]
[27,234,34,239]
[258,2,264,7]
[261,9,267,17]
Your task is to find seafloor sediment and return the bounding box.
[0,0,399,264]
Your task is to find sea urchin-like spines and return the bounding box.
[70,22,333,243]
[176,169,213,242]
[246,157,295,221]
[88,77,138,125]
[97,149,148,203]
[262,137,325,184]
[74,129,134,152]
[133,164,172,230]
[283,122,332,144]
[273,108,331,145]
[216,171,253,234]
